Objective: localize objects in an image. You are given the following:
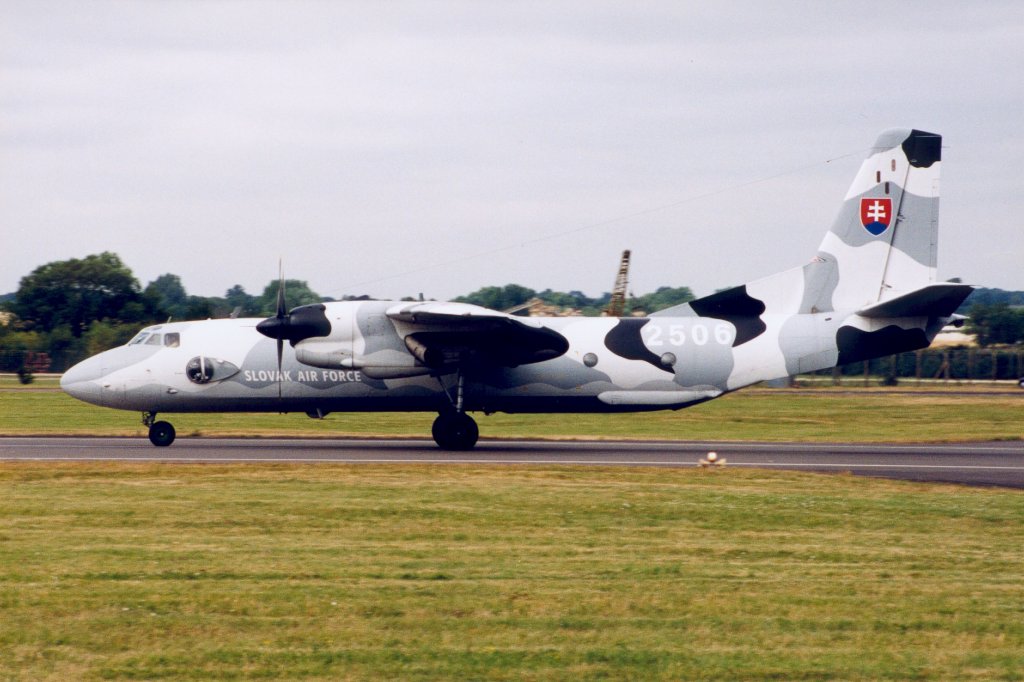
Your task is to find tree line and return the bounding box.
[2,252,1023,374]
[0,253,694,372]
[452,283,695,317]
[0,253,329,372]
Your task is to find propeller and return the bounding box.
[253,263,287,399]
[274,266,286,399]
[255,263,332,401]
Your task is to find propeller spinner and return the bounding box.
[255,270,331,399]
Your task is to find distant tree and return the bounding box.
[258,279,323,315]
[455,284,536,310]
[574,290,609,309]
[143,275,247,321]
[184,296,217,320]
[11,253,159,336]
[225,285,261,317]
[83,320,139,357]
[144,274,189,320]
[533,288,611,311]
[968,302,1024,346]
[628,286,695,314]
[536,289,580,309]
[452,283,696,315]
[0,329,46,372]
[959,287,1024,314]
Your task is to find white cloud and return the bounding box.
[1,1,1022,302]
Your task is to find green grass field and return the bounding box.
[1,463,1023,681]
[2,380,1022,442]
[2,382,1022,679]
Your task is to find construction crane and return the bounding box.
[604,249,631,317]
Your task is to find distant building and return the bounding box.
[506,298,582,317]
[931,325,976,347]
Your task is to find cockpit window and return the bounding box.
[164,333,180,347]
[128,333,150,345]
[145,334,163,346]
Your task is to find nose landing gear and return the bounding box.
[143,412,176,447]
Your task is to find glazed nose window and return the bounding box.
[186,356,214,384]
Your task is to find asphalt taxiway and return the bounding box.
[1,437,1022,488]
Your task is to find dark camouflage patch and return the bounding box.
[688,286,767,346]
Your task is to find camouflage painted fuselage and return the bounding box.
[59,293,956,417]
[61,128,973,419]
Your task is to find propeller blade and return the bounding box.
[276,261,287,319]
[277,262,285,403]
[276,337,283,402]
[253,261,331,407]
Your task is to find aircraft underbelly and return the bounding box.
[127,370,723,415]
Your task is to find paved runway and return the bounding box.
[1,437,1023,488]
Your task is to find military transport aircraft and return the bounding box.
[61,129,973,449]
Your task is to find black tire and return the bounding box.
[1018,377,1024,389]
[149,420,176,447]
[432,412,479,451]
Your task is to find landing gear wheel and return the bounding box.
[148,421,176,447]
[432,412,479,451]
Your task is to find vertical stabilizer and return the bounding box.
[803,129,941,313]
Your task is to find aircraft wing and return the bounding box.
[385,302,569,368]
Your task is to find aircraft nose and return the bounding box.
[60,356,108,405]
[62,357,101,386]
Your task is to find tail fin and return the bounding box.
[648,129,967,387]
[653,129,950,322]
[804,128,941,313]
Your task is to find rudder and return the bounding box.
[803,128,941,314]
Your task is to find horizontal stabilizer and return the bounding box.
[856,283,975,319]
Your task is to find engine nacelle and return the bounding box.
[294,346,351,369]
[295,344,432,380]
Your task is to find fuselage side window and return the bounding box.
[164,333,180,348]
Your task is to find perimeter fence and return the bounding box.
[796,347,1024,386]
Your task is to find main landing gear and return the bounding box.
[143,412,176,447]
[432,411,478,450]
[431,371,479,450]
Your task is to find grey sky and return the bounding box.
[2,1,1022,303]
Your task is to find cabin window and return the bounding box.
[875,171,880,183]
[164,333,180,348]
[884,181,890,195]
[891,159,896,171]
